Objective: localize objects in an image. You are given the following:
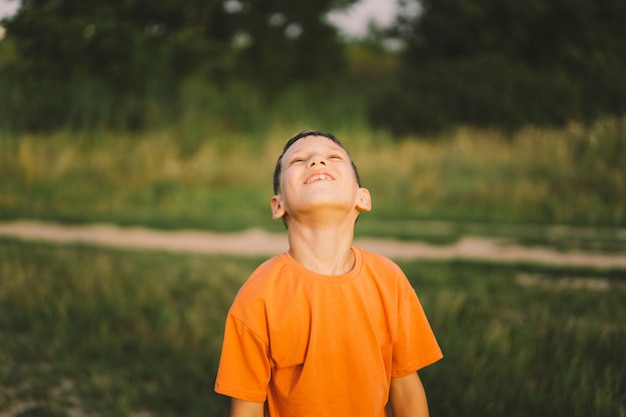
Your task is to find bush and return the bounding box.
[368,54,582,135]
[0,71,179,132]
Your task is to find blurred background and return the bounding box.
[0,0,624,234]
[0,0,625,416]
[2,0,625,134]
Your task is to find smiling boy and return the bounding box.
[214,131,442,417]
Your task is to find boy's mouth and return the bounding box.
[304,173,334,184]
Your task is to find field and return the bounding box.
[1,107,625,242]
[0,239,624,417]
[1,87,625,416]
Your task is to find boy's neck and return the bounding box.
[286,216,356,276]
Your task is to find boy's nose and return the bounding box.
[308,155,326,168]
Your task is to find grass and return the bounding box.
[1,114,625,247]
[414,262,626,417]
[1,238,624,416]
[0,238,255,416]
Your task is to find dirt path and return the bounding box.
[1,220,625,270]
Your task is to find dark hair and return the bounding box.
[272,130,361,194]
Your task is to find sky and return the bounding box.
[0,0,398,38]
[0,0,17,20]
[326,0,398,37]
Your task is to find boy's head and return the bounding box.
[273,130,361,195]
[271,130,370,226]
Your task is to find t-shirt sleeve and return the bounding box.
[391,275,443,377]
[214,313,271,402]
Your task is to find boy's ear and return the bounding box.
[271,195,286,220]
[356,188,372,212]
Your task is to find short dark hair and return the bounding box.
[273,130,361,194]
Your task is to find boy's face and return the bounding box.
[271,135,371,222]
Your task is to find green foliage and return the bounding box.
[4,0,626,134]
[230,0,350,90]
[374,0,626,134]
[0,73,179,132]
[0,0,356,131]
[4,0,232,84]
[369,55,579,134]
[1,239,624,416]
[0,35,17,68]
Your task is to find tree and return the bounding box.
[226,0,354,89]
[3,0,239,87]
[3,0,357,87]
[0,0,358,130]
[369,0,626,134]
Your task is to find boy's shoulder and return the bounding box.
[357,247,404,274]
[233,253,298,300]
[243,253,290,285]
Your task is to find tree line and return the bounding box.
[1,0,625,134]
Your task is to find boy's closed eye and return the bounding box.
[288,158,305,166]
[287,152,345,167]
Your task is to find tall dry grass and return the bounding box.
[1,117,624,232]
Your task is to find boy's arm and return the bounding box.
[389,372,430,417]
[230,398,264,417]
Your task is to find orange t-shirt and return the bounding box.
[214,247,442,417]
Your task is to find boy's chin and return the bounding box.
[293,204,363,222]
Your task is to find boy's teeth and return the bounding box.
[307,174,330,184]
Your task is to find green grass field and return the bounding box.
[1,113,625,239]
[1,238,624,417]
[0,81,625,416]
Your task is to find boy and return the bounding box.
[215,131,442,417]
